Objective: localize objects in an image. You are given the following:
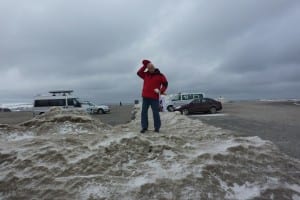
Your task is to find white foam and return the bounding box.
[58,123,89,135]
[0,105,299,199]
[127,175,151,188]
[6,132,35,141]
[95,132,137,148]
[67,152,95,164]
[292,194,300,200]
[285,183,300,196]
[0,103,33,111]
[162,149,176,160]
[80,183,110,200]
[224,182,261,199]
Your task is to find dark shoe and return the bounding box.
[140,128,147,133]
[154,129,159,133]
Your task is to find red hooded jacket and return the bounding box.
[137,60,168,100]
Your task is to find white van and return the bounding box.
[33,90,83,115]
[166,92,204,111]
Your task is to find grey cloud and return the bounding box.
[221,6,300,74]
[157,1,297,57]
[1,0,300,103]
[0,1,159,68]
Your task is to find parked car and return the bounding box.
[174,98,222,115]
[80,101,110,114]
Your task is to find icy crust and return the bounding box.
[0,106,300,199]
[0,107,112,138]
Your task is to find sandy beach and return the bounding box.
[1,101,299,160]
[0,102,300,199]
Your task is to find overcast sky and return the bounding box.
[1,0,300,104]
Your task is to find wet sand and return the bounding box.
[191,101,300,159]
[1,101,299,159]
[91,104,134,126]
[2,105,299,199]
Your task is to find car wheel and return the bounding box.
[98,109,105,114]
[209,107,217,114]
[167,105,174,112]
[182,109,189,115]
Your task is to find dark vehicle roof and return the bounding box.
[203,98,216,101]
[192,98,219,102]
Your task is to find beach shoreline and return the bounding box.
[1,101,299,159]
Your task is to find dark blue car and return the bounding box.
[174,98,222,115]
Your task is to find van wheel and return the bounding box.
[209,107,217,114]
[167,105,174,112]
[182,109,189,115]
[98,109,105,114]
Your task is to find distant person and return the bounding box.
[160,94,168,112]
[137,59,168,133]
[120,101,122,106]
[159,98,163,112]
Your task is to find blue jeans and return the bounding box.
[141,97,161,130]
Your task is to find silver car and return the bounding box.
[80,101,110,114]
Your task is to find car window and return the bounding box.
[193,99,201,103]
[49,99,65,106]
[35,99,66,107]
[194,94,200,99]
[187,94,193,100]
[35,100,48,107]
[172,94,181,101]
[182,95,189,100]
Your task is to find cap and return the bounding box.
[142,59,151,66]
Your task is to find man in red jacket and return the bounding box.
[137,59,168,133]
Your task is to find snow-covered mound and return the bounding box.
[18,107,111,135]
[0,106,299,199]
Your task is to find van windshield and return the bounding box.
[68,98,81,107]
[73,98,81,107]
